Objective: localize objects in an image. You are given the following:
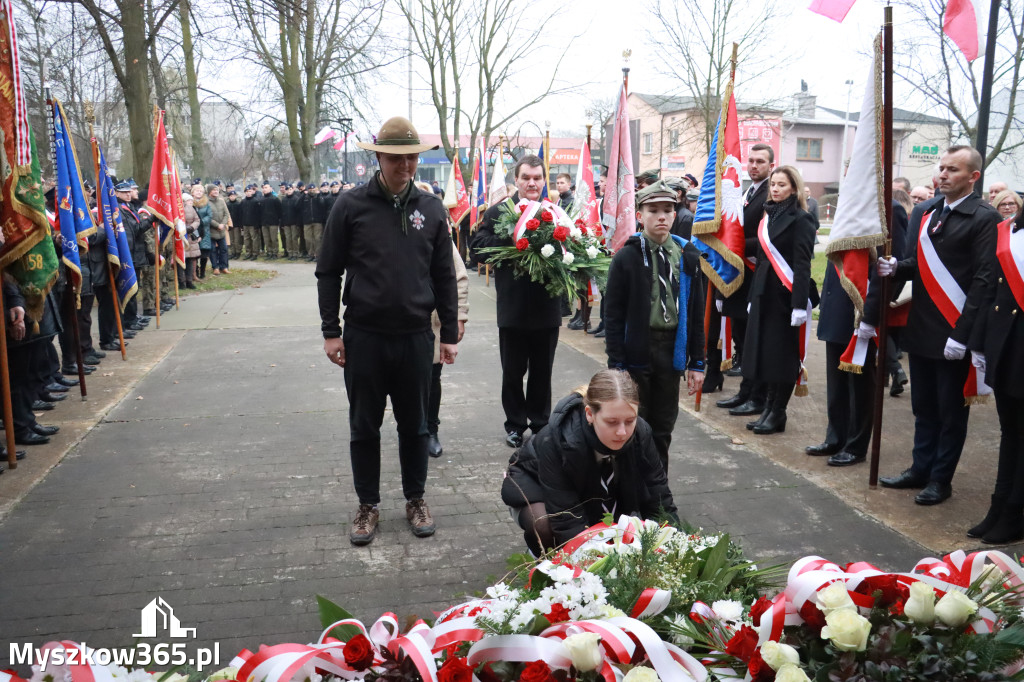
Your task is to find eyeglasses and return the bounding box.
[998,201,1019,209]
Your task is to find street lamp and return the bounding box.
[839,79,854,189]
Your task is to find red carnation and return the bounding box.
[342,634,375,670]
[526,219,541,231]
[749,596,774,627]
[519,660,553,682]
[575,218,585,228]
[724,625,759,663]
[552,225,569,242]
[516,238,530,251]
[438,657,475,682]
[540,210,554,222]
[518,204,528,213]
[545,603,571,624]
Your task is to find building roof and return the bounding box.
[633,92,784,116]
[818,105,950,126]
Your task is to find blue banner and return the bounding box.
[693,114,720,227]
[538,140,549,199]
[51,99,95,290]
[95,141,138,311]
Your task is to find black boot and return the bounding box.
[982,506,1024,545]
[567,310,584,330]
[754,383,791,435]
[746,387,776,431]
[967,495,1005,539]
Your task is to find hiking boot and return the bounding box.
[349,504,379,546]
[406,498,435,537]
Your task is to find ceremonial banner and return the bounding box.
[807,0,857,22]
[601,83,635,253]
[0,2,57,321]
[146,110,185,259]
[691,81,746,297]
[444,157,471,227]
[944,0,989,62]
[825,35,886,326]
[332,132,352,151]
[52,98,96,294]
[489,143,508,204]
[169,148,186,267]
[471,143,486,227]
[572,142,601,238]
[94,139,138,312]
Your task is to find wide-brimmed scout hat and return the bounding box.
[356,117,439,154]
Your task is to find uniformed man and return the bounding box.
[226,188,243,260]
[260,182,283,258]
[240,184,262,260]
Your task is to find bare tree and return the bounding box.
[897,0,1024,170]
[399,0,578,180]
[230,0,386,180]
[648,0,789,156]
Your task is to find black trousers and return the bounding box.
[427,362,443,435]
[628,329,680,474]
[908,353,971,485]
[885,328,903,374]
[77,293,96,355]
[704,281,723,382]
[124,296,138,327]
[343,326,433,505]
[94,286,116,345]
[7,342,40,434]
[498,327,559,435]
[993,389,1024,506]
[823,340,876,456]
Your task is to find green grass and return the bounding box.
[184,268,277,294]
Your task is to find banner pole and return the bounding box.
[582,124,593,333]
[0,273,18,470]
[154,223,161,329]
[695,280,715,412]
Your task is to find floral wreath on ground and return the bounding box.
[12,517,1024,682]
[475,198,612,299]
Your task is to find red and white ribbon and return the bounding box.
[757,214,793,291]
[3,0,31,166]
[996,216,1024,310]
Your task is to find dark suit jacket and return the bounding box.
[894,194,999,359]
[722,180,769,316]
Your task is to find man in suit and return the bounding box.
[876,145,1000,504]
[717,142,773,415]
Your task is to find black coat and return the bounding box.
[227,197,243,226]
[315,193,333,224]
[670,204,694,240]
[500,393,677,545]
[970,216,1024,398]
[742,198,816,384]
[239,194,262,227]
[280,193,302,225]
[261,193,282,226]
[469,193,562,329]
[894,194,999,359]
[604,233,705,371]
[722,180,769,316]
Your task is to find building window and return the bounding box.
[643,132,653,154]
[797,138,823,161]
[669,129,679,151]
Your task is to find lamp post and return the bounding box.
[839,79,854,190]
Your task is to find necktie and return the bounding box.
[930,205,952,235]
[599,457,616,518]
[655,245,673,323]
[745,185,755,206]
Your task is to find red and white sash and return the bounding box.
[718,315,733,370]
[758,213,811,394]
[996,217,1024,311]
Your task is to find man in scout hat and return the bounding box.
[604,180,706,473]
[316,116,460,546]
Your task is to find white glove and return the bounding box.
[856,322,876,339]
[746,302,751,314]
[790,308,808,327]
[715,298,723,313]
[971,352,986,373]
[876,256,897,277]
[943,337,967,360]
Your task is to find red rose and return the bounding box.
[798,601,826,632]
[545,603,571,623]
[856,574,907,608]
[342,634,375,670]
[516,238,530,251]
[438,656,475,682]
[575,218,585,228]
[526,219,540,231]
[724,625,759,663]
[519,660,553,682]
[518,204,528,213]
[889,599,905,616]
[749,596,774,627]
[552,226,569,242]
[540,210,554,222]
[746,650,774,682]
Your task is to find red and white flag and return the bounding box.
[808,0,857,22]
[443,157,471,226]
[944,0,989,62]
[573,142,601,238]
[332,132,352,151]
[601,83,635,253]
[314,126,336,146]
[146,111,186,242]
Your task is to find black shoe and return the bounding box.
[879,469,927,489]
[594,328,605,338]
[15,431,49,445]
[185,282,197,289]
[66,363,96,375]
[729,400,765,416]
[427,434,443,458]
[828,451,866,467]
[144,309,158,316]
[39,392,66,403]
[982,509,1024,544]
[703,373,724,394]
[586,322,605,335]
[83,353,103,365]
[32,424,59,436]
[505,431,523,448]
[716,393,748,409]
[915,481,952,505]
[753,410,786,434]
[127,323,145,331]
[122,330,137,339]
[890,367,908,397]
[57,376,79,387]
[99,342,125,351]
[806,442,841,456]
[88,349,107,359]
[567,311,584,330]
[31,400,55,411]
[45,383,69,393]
[725,365,743,377]
[745,409,770,431]
[968,496,1005,539]
[138,317,151,324]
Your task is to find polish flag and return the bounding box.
[332,132,351,150]
[444,157,471,226]
[807,0,857,22]
[314,126,336,145]
[944,0,989,62]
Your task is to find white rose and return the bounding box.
[711,599,744,622]
[563,252,575,265]
[904,581,936,624]
[206,670,239,682]
[563,632,603,672]
[820,609,871,652]
[586,246,600,259]
[541,244,555,258]
[934,590,979,627]
[622,667,660,682]
[816,582,856,616]
[759,641,800,671]
[774,664,812,682]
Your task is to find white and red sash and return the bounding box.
[718,315,733,370]
[996,217,1024,311]
[758,212,811,394]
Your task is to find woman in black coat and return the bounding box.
[967,209,1024,544]
[500,369,677,555]
[742,166,816,435]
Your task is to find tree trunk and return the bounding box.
[179,0,204,178]
[121,0,154,180]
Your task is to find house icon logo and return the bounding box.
[134,597,197,638]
